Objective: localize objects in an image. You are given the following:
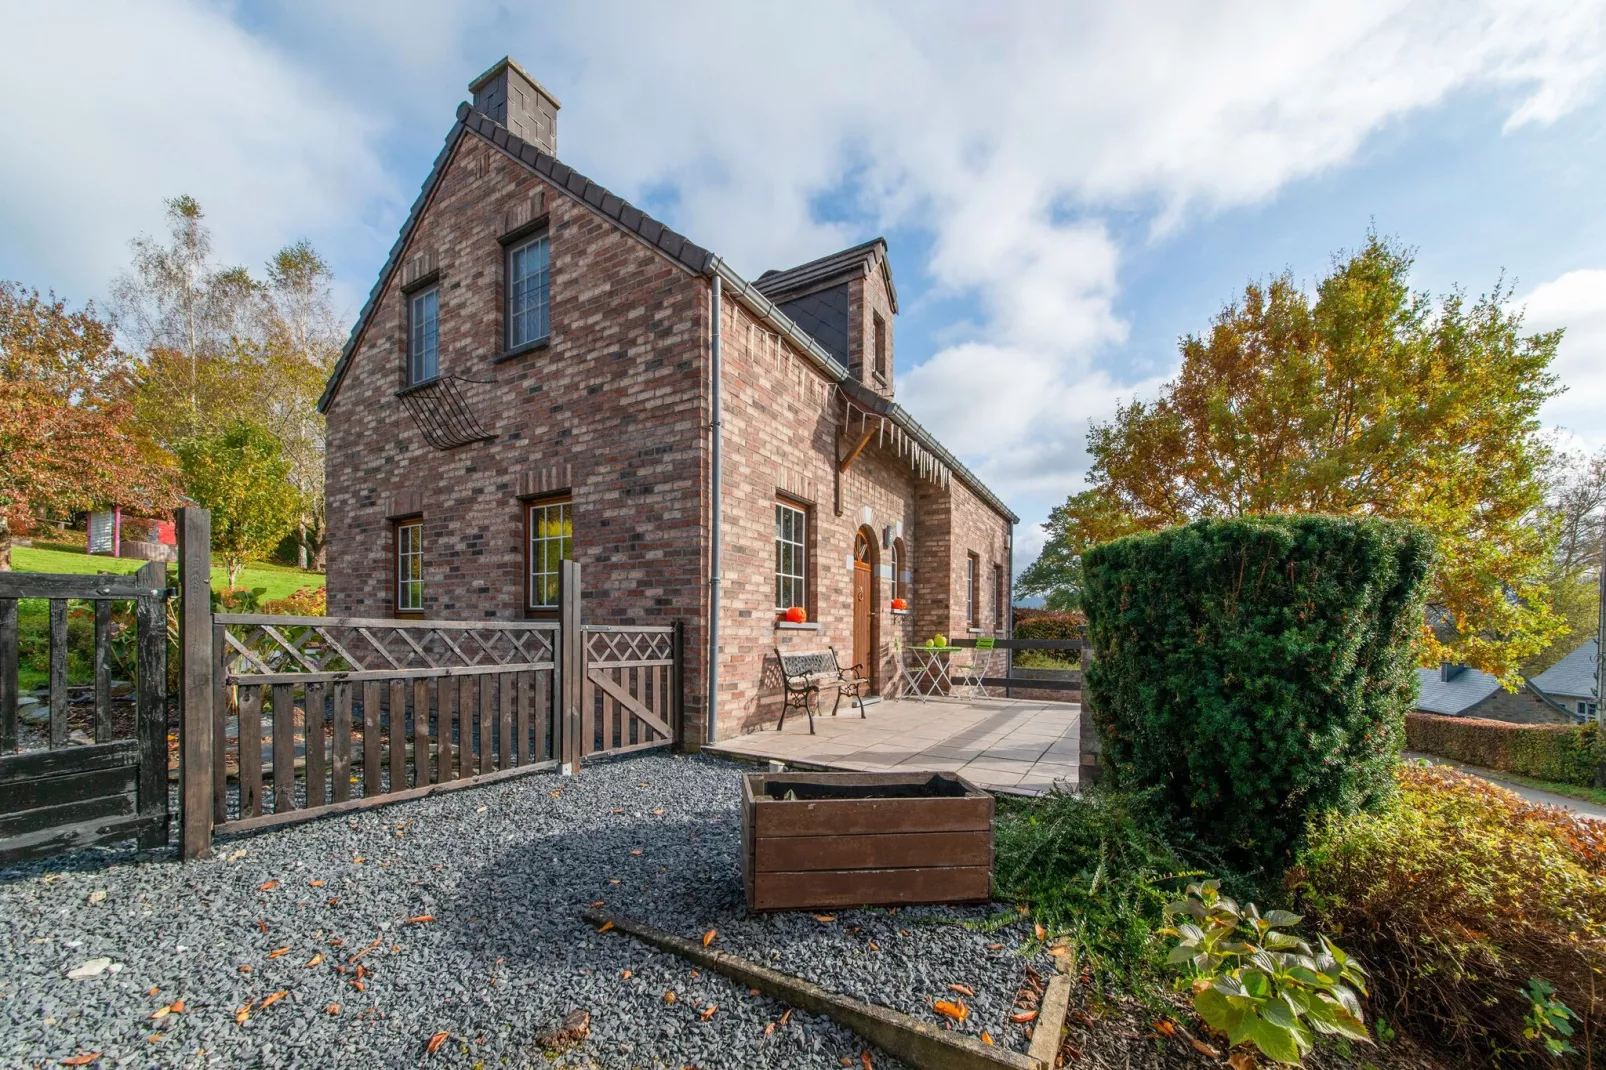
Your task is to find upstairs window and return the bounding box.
[775,500,808,612]
[966,552,980,627]
[873,312,887,382]
[395,519,424,616]
[526,497,572,609]
[993,563,1006,629]
[891,538,907,605]
[408,287,439,384]
[508,234,551,348]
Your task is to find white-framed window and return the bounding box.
[408,287,439,384]
[775,500,807,611]
[508,234,551,348]
[526,498,572,609]
[993,563,1006,628]
[966,552,979,627]
[395,519,423,615]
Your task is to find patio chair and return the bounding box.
[774,647,869,734]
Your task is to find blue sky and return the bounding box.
[2,1,1603,573]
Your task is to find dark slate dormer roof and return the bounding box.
[754,237,899,313]
[1414,666,1502,716]
[1531,638,1600,701]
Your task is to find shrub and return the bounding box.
[993,788,1200,989]
[1291,763,1606,1063]
[1012,609,1085,642]
[263,585,326,616]
[1406,712,1604,788]
[1082,515,1434,866]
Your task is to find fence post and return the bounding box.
[178,508,215,859]
[559,559,582,774]
[671,619,686,751]
[134,561,168,850]
[1078,637,1102,785]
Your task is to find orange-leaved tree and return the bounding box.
[1018,233,1565,683]
[0,282,176,567]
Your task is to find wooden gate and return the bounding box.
[0,563,169,863]
[581,623,684,759]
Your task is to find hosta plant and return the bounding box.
[1161,880,1370,1065]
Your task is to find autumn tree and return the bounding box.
[173,420,301,586]
[1524,447,1606,674]
[115,197,341,568]
[1019,233,1566,683]
[0,283,175,568]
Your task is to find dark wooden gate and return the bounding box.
[0,563,170,863]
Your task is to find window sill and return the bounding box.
[396,376,441,397]
[967,627,986,634]
[775,621,821,631]
[493,336,551,363]
[890,609,910,617]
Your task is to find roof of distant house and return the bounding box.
[1415,666,1503,716]
[1531,638,1600,700]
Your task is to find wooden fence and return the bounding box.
[0,564,169,863]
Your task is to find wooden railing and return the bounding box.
[210,615,559,835]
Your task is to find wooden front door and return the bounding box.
[852,529,876,693]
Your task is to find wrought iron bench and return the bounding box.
[773,647,869,734]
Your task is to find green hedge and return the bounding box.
[1082,515,1434,865]
[1012,611,1084,642]
[1405,712,1602,786]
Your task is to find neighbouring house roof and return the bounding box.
[1415,666,1503,716]
[1531,638,1600,701]
[318,103,1017,525]
[754,238,899,313]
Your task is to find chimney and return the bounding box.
[469,57,560,156]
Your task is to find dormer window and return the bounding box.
[873,312,887,383]
[508,234,551,349]
[408,287,439,385]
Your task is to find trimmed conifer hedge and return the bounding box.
[1082,515,1434,865]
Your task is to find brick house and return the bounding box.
[319,58,1018,743]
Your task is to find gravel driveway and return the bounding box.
[1,753,1046,1069]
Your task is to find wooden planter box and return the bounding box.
[740,771,994,911]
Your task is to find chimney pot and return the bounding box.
[469,57,560,156]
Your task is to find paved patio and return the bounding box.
[705,696,1081,794]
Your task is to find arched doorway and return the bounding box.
[853,527,879,693]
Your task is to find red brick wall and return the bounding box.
[323,130,713,738]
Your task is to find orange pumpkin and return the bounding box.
[890,597,908,611]
[783,606,808,624]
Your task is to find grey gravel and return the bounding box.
[0,754,1046,1068]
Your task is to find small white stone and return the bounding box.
[66,957,112,979]
[87,890,107,905]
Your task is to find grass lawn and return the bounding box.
[1462,764,1606,807]
[12,541,323,602]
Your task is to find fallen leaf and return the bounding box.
[947,983,975,997]
[475,806,487,813]
[1009,1009,1038,1023]
[702,929,717,947]
[353,979,365,992]
[256,919,266,934]
[933,1000,969,1022]
[607,879,621,885]
[237,965,252,973]
[352,857,364,864]
[170,999,185,1013]
[304,953,325,968]
[233,1005,250,1025]
[327,1004,341,1015]
[349,937,382,963]
[597,921,615,934]
[764,1022,775,1035]
[550,790,562,798]
[630,849,643,856]
[226,848,246,862]
[1033,922,1046,941]
[690,970,701,979]
[1047,945,1070,958]
[621,970,632,979]
[326,898,341,907]
[813,914,837,923]
[87,889,107,905]
[59,1054,101,1066]
[588,900,605,908]
[267,947,290,959]
[980,1031,994,1046]
[147,986,159,996]
[257,991,288,1011]
[699,1005,717,1020]
[986,943,1003,951]
[748,988,761,996]
[866,942,880,951]
[425,1031,449,1054]
[406,915,436,925]
[1153,1019,1176,1037]
[1228,1054,1256,1070]
[664,991,676,1003]
[146,1034,161,1044]
[1190,1037,1221,1058]
[309,880,325,888]
[779,1009,792,1027]
[862,1051,873,1070]
[148,1003,178,1020]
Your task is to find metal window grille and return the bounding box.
[409,288,439,384]
[527,500,572,608]
[508,235,551,348]
[775,502,806,610]
[396,520,424,611]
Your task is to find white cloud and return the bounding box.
[0,1,395,307]
[1521,269,1606,452]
